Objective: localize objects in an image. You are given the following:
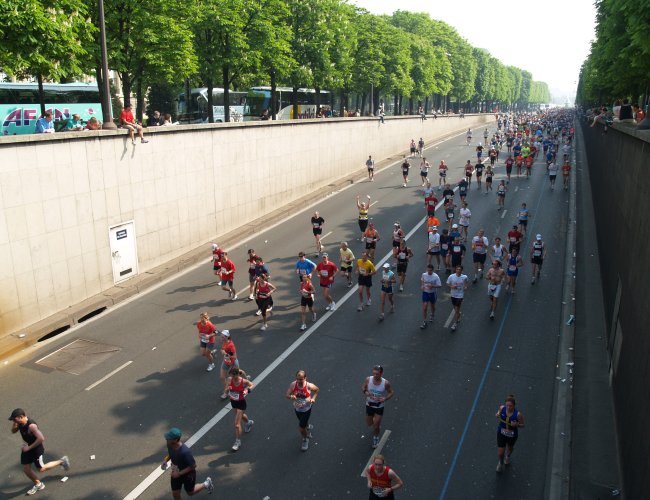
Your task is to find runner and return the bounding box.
[310,211,325,253]
[391,222,405,256]
[400,157,410,187]
[530,234,547,284]
[489,146,497,166]
[366,155,375,181]
[366,455,404,500]
[409,139,417,157]
[418,137,425,157]
[485,164,494,194]
[362,366,395,448]
[438,160,448,189]
[476,142,484,161]
[449,235,466,272]
[495,395,525,472]
[548,161,559,190]
[246,249,258,300]
[363,222,380,262]
[197,312,217,372]
[458,177,469,204]
[218,330,238,400]
[316,253,338,310]
[160,427,213,498]
[254,274,276,330]
[445,199,456,231]
[299,276,317,330]
[356,252,377,311]
[447,265,469,331]
[211,243,224,278]
[517,203,529,236]
[490,237,506,265]
[440,228,451,273]
[226,368,255,451]
[339,242,355,288]
[286,370,319,451]
[424,190,438,218]
[394,240,413,292]
[505,247,523,294]
[466,128,473,146]
[219,253,237,300]
[458,201,471,241]
[295,252,317,282]
[357,195,371,240]
[525,154,534,178]
[464,160,474,186]
[475,160,484,190]
[419,157,430,186]
[8,408,70,496]
[485,260,506,319]
[504,154,513,183]
[379,263,396,320]
[427,226,442,270]
[420,264,442,329]
[507,225,523,253]
[562,159,571,190]
[442,183,455,207]
[471,229,489,283]
[496,180,507,211]
[515,153,523,177]
[483,127,489,143]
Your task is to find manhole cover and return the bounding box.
[36,339,121,375]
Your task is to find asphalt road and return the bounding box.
[0,125,571,500]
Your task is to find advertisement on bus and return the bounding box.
[0,104,101,135]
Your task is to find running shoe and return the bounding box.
[206,363,215,372]
[428,314,434,322]
[451,323,457,332]
[329,302,336,311]
[267,306,273,312]
[390,306,395,313]
[372,436,380,448]
[231,439,241,451]
[312,312,317,322]
[260,324,267,331]
[504,454,511,465]
[60,456,70,471]
[248,294,254,300]
[26,483,45,495]
[141,139,149,144]
[347,282,353,288]
[244,420,254,433]
[420,322,427,329]
[366,299,372,306]
[255,309,262,316]
[325,304,331,311]
[307,424,314,438]
[379,314,384,322]
[496,460,504,473]
[301,438,309,451]
[490,311,495,319]
[300,324,307,331]
[204,477,214,493]
[399,285,403,292]
[357,305,363,312]
[231,294,238,301]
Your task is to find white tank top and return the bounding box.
[366,377,387,408]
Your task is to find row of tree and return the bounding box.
[0,0,550,122]
[576,0,649,107]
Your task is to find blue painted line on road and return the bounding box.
[438,161,549,500]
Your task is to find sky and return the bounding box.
[351,0,597,103]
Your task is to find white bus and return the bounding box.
[245,86,331,120]
[177,88,247,123]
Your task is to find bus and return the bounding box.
[0,82,102,135]
[245,86,331,120]
[177,88,247,123]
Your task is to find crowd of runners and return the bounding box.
[9,109,574,498]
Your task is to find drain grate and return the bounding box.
[36,339,121,375]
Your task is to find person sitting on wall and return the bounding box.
[149,110,165,126]
[120,104,148,145]
[85,116,102,130]
[34,112,55,134]
[162,113,178,126]
[66,113,84,131]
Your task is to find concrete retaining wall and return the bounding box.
[0,114,491,338]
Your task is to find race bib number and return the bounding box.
[488,284,497,292]
[229,391,240,401]
[508,265,516,272]
[359,268,366,275]
[299,269,307,275]
[533,250,542,257]
[200,335,210,343]
[293,398,309,410]
[453,246,461,253]
[398,252,406,260]
[442,243,449,250]
[320,270,329,277]
[500,428,515,438]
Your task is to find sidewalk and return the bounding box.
[569,123,622,498]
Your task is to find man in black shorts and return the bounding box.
[9,408,70,496]
[161,427,213,498]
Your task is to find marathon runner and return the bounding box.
[438,160,448,189]
[496,180,507,211]
[226,368,255,451]
[427,226,442,270]
[357,195,371,240]
[211,243,224,279]
[339,242,355,288]
[505,248,523,294]
[310,212,325,253]
[366,155,375,182]
[440,228,451,273]
[562,159,571,190]
[379,263,396,321]
[299,276,317,330]
[507,225,523,253]
[458,201,471,240]
[420,264,442,328]
[471,229,489,283]
[295,252,317,282]
[394,240,413,292]
[196,312,217,372]
[286,370,319,451]
[362,366,394,448]
[410,139,417,157]
[356,252,377,311]
[246,249,259,300]
[160,427,213,498]
[530,234,547,284]
[495,395,525,472]
[548,161,559,189]
[366,455,403,500]
[391,223,405,255]
[475,160,484,189]
[400,157,410,187]
[363,223,380,262]
[254,275,276,331]
[219,253,237,300]
[316,253,338,310]
[517,203,529,236]
[447,265,468,331]
[485,164,494,194]
[420,157,430,186]
[464,160,474,186]
[490,237,506,265]
[485,260,506,319]
[458,177,469,204]
[218,330,238,400]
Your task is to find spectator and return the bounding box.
[35,112,55,134]
[618,99,634,123]
[66,113,84,131]
[612,99,622,119]
[150,110,164,126]
[85,116,102,130]
[633,103,645,123]
[419,105,427,121]
[120,104,148,144]
[162,113,177,126]
[260,108,270,120]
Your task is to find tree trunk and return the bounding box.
[121,72,132,108]
[270,68,277,120]
[409,96,414,114]
[315,87,321,117]
[394,94,399,115]
[185,79,191,123]
[136,78,144,123]
[338,88,345,117]
[206,77,214,123]
[37,74,46,117]
[292,86,299,119]
[373,93,380,116]
[360,93,367,116]
[223,64,230,123]
[355,94,360,112]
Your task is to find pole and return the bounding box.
[98,0,116,130]
[370,84,374,116]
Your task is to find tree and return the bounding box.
[0,0,95,115]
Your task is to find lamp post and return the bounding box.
[98,0,116,130]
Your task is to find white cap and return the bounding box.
[452,224,458,229]
[382,263,390,269]
[536,234,542,240]
[211,243,218,250]
[221,330,230,337]
[430,226,438,230]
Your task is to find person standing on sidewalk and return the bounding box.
[286,370,319,451]
[362,366,394,449]
[366,454,403,499]
[495,395,525,472]
[9,408,70,496]
[160,427,213,498]
[197,312,217,372]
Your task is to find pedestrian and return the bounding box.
[9,409,70,496]
[218,330,238,400]
[160,427,213,498]
[495,395,525,472]
[366,454,403,499]
[197,312,217,372]
[362,366,394,448]
[286,370,319,451]
[420,264,442,329]
[226,368,255,451]
[446,265,468,331]
[366,155,375,181]
[254,275,276,331]
[219,252,237,300]
[316,253,338,310]
[299,276,317,331]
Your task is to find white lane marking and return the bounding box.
[500,209,507,219]
[85,361,133,391]
[35,340,77,364]
[320,230,333,242]
[360,430,392,477]
[514,186,519,193]
[444,310,455,329]
[123,184,454,500]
